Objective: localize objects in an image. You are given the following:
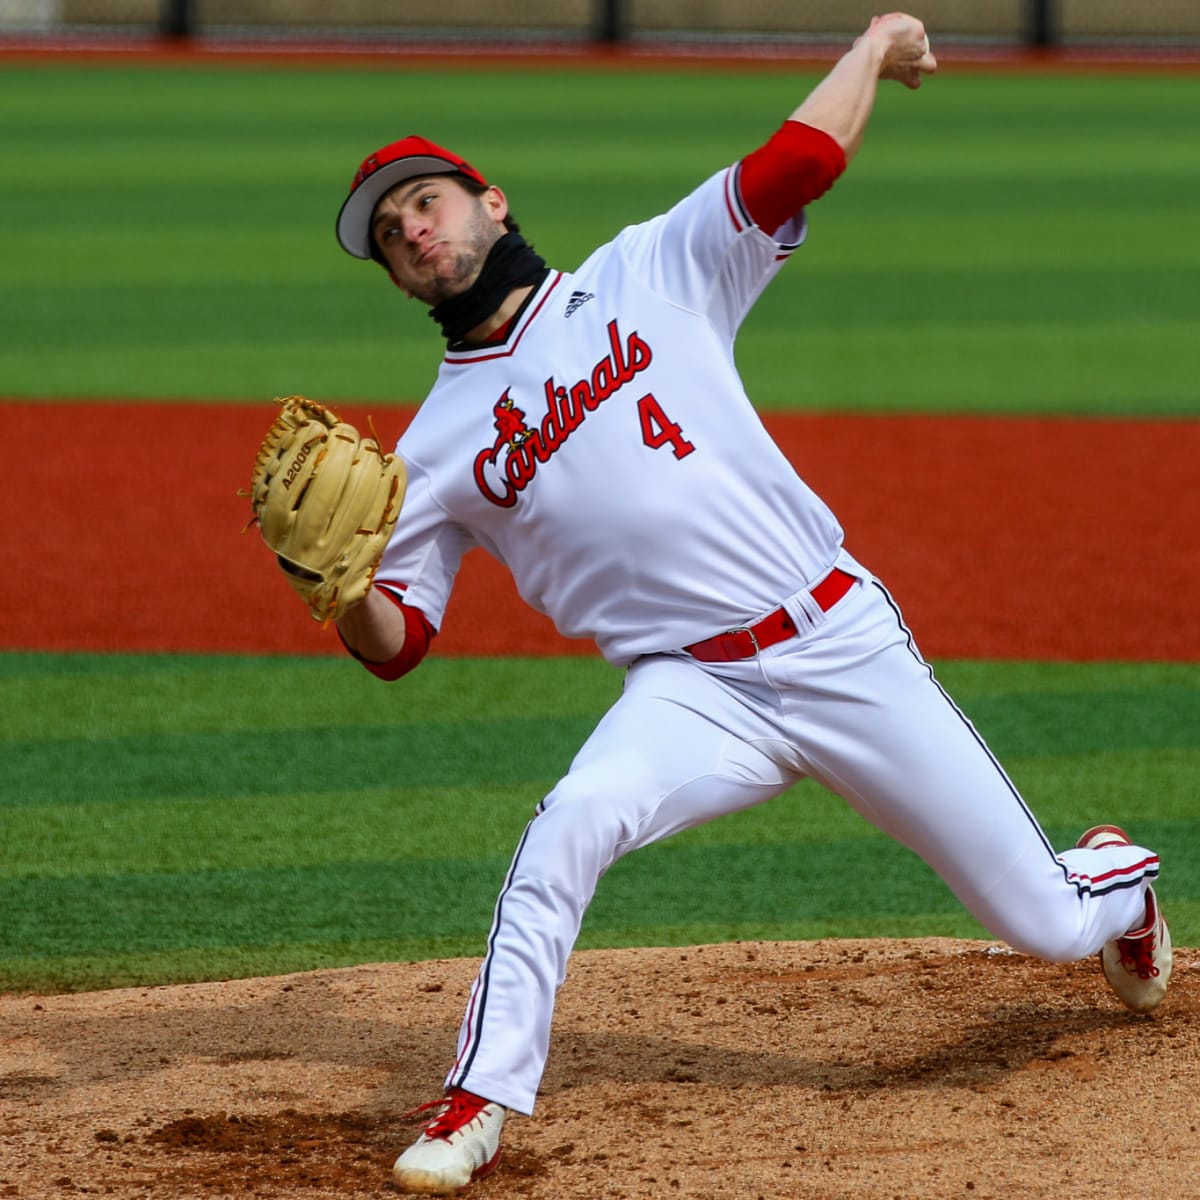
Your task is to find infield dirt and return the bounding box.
[2,938,1198,1199]
[4,403,1199,661]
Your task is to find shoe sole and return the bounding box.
[393,1147,502,1195]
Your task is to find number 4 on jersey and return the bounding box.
[637,392,695,460]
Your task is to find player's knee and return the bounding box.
[1004,929,1080,963]
[989,908,1092,964]
[532,765,655,881]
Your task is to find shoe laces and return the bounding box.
[1116,928,1160,980]
[403,1089,492,1140]
[1116,895,1161,981]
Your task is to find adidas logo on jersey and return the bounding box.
[564,290,595,317]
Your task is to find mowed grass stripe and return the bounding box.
[5,265,1196,347]
[3,807,1197,993]
[0,719,594,807]
[4,696,1198,809]
[0,860,510,956]
[2,786,543,879]
[0,66,1196,411]
[5,748,1197,879]
[2,654,1198,991]
[3,658,1196,808]
[737,320,1197,414]
[0,838,966,960]
[9,317,1192,414]
[4,653,1198,735]
[3,273,1195,415]
[0,653,622,737]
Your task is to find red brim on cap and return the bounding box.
[335,136,489,259]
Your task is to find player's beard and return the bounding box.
[407,205,503,307]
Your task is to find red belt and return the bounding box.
[684,568,856,664]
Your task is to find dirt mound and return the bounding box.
[2,938,1197,1199]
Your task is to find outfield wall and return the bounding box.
[3,0,1199,44]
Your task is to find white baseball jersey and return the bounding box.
[376,165,843,665]
[363,150,1164,1124]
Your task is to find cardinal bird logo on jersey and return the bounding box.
[489,391,532,452]
[472,319,654,509]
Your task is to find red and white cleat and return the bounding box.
[1077,825,1172,1014]
[392,1087,505,1194]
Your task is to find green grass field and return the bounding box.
[2,653,1198,993]
[2,59,1197,994]
[2,62,1197,411]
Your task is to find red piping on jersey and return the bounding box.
[481,312,518,344]
[444,272,564,364]
[451,968,486,1080]
[723,167,801,261]
[738,120,847,235]
[722,169,751,233]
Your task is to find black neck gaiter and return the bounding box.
[430,232,548,344]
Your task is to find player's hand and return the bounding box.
[860,13,937,89]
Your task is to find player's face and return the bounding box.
[371,177,508,305]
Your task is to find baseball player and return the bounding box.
[325,14,1170,1194]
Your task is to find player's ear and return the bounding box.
[482,185,509,226]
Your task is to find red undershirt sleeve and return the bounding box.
[737,120,848,236]
[337,583,436,681]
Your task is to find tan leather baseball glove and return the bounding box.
[244,395,407,623]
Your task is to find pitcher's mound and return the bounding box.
[2,938,1197,1199]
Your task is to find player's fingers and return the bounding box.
[881,59,932,89]
[917,31,937,71]
[891,34,936,87]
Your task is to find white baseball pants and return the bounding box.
[446,555,1160,1115]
